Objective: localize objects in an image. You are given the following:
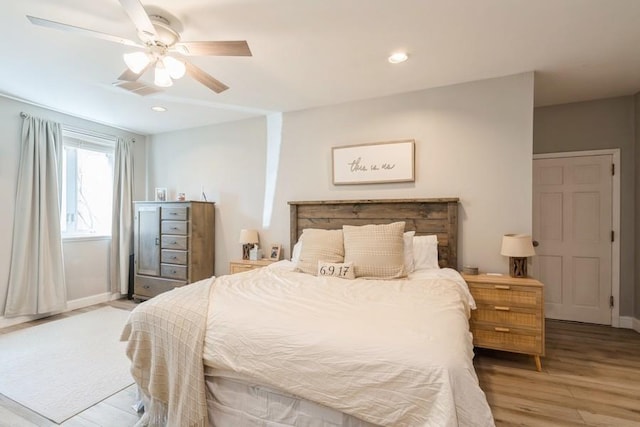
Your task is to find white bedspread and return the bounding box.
[203,262,494,427]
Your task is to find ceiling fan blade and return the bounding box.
[174,41,252,57]
[117,61,153,82]
[113,80,162,96]
[27,15,142,47]
[185,61,229,93]
[118,0,157,40]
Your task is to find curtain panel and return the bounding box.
[110,137,134,295]
[4,115,67,317]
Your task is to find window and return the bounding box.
[60,129,115,238]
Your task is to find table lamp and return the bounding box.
[239,229,259,260]
[500,234,536,278]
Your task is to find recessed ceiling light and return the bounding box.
[151,106,167,112]
[388,52,408,64]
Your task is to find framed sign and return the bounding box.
[332,140,415,185]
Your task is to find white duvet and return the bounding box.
[203,262,494,427]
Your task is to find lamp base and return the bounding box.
[509,257,528,278]
[242,244,252,260]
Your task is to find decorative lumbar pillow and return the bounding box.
[413,234,440,270]
[317,261,355,280]
[343,222,406,279]
[295,229,344,275]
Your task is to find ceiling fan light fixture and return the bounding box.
[162,56,186,79]
[123,51,151,73]
[154,61,173,87]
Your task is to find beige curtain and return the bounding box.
[4,115,67,317]
[110,137,134,294]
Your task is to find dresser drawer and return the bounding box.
[162,220,188,235]
[162,207,188,220]
[471,305,541,329]
[230,264,254,274]
[472,323,543,355]
[470,283,541,308]
[161,249,188,265]
[161,264,188,280]
[134,275,186,298]
[161,235,188,250]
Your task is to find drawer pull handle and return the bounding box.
[495,327,510,333]
[172,256,177,259]
[170,212,177,215]
[494,306,511,311]
[143,285,150,289]
[171,227,178,230]
[171,241,177,245]
[494,285,511,290]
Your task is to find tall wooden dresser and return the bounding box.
[133,201,215,301]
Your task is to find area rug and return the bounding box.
[0,306,134,423]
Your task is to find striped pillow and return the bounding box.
[295,229,345,275]
[343,222,407,279]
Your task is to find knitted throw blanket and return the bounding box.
[121,277,214,427]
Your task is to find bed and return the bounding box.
[121,198,495,427]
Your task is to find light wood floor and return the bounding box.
[1,302,639,426]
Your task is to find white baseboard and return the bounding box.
[1,292,124,329]
[66,292,114,311]
[633,317,640,334]
[618,316,635,330]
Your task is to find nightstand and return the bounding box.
[229,259,276,274]
[462,273,545,371]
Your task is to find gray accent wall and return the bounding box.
[533,96,636,319]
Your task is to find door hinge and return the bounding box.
[610,295,614,308]
[611,230,615,242]
[611,163,615,176]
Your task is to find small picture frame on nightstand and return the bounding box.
[269,244,282,260]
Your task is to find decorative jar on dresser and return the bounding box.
[133,201,215,301]
[462,273,545,371]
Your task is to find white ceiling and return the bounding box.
[2,0,640,135]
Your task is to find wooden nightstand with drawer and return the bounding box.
[229,259,276,274]
[462,273,545,371]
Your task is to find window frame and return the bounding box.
[60,128,116,241]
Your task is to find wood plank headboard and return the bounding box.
[288,198,459,269]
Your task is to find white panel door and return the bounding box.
[532,155,612,324]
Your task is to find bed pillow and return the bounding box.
[291,240,302,262]
[343,222,406,279]
[317,261,355,280]
[403,231,415,273]
[413,234,440,270]
[295,229,344,275]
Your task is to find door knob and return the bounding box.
[532,240,539,247]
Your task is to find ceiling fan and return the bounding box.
[26,0,252,95]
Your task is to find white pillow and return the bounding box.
[291,240,302,262]
[403,231,415,273]
[413,234,439,270]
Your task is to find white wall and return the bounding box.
[149,72,534,274]
[0,95,147,324]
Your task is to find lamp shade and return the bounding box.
[500,234,536,257]
[239,229,259,244]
